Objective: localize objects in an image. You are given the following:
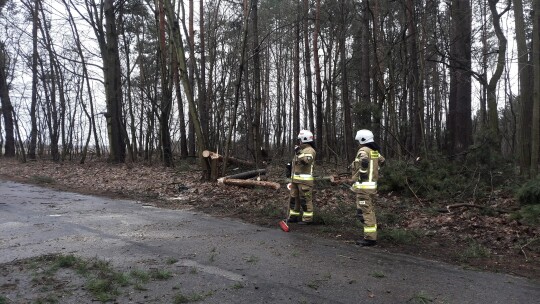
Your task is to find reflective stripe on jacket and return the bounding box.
[351,146,385,190]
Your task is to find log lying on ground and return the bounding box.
[202,150,255,167]
[218,178,280,190]
[328,175,354,185]
[221,169,266,180]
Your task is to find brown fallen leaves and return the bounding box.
[0,158,538,280]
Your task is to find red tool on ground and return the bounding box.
[279,219,289,232]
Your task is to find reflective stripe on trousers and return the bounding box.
[352,181,377,190]
[364,224,377,233]
[292,174,314,182]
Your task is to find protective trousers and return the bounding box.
[289,183,314,222]
[356,188,377,240]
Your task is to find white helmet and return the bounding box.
[355,129,374,144]
[297,130,314,143]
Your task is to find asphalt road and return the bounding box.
[0,180,538,303]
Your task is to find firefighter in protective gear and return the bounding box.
[288,130,316,224]
[350,129,385,246]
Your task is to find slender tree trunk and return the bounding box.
[251,0,263,165]
[173,54,189,158]
[188,0,196,156]
[303,0,314,134]
[340,0,353,163]
[514,0,533,176]
[28,0,39,160]
[157,0,173,166]
[0,43,14,157]
[531,0,540,177]
[313,0,323,155]
[406,0,424,156]
[119,7,136,162]
[486,0,509,148]
[199,0,208,147]
[293,1,300,139]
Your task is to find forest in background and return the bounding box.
[0,0,539,181]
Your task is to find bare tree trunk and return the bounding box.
[313,0,323,155]
[447,0,472,156]
[303,0,314,133]
[0,43,14,157]
[119,6,136,162]
[199,0,208,147]
[531,0,540,177]
[406,0,424,156]
[292,1,301,140]
[173,54,189,158]
[340,0,353,163]
[28,0,39,160]
[157,0,173,167]
[188,0,196,156]
[251,0,263,165]
[514,0,533,176]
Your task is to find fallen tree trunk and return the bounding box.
[328,175,353,185]
[218,178,280,190]
[202,150,255,167]
[221,169,266,180]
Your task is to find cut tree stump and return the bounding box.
[218,178,280,190]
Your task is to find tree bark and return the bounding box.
[157,0,173,167]
[313,0,323,155]
[0,43,14,157]
[514,0,533,176]
[293,1,300,139]
[251,0,263,165]
[101,0,126,163]
[340,0,353,163]
[27,0,39,160]
[447,0,472,156]
[531,0,540,177]
[303,0,314,133]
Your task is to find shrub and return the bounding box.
[516,177,540,206]
[511,204,540,225]
[378,154,515,202]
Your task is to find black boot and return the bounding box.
[356,239,377,246]
[288,216,299,223]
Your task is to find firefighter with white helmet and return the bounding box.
[288,130,317,224]
[351,129,385,246]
